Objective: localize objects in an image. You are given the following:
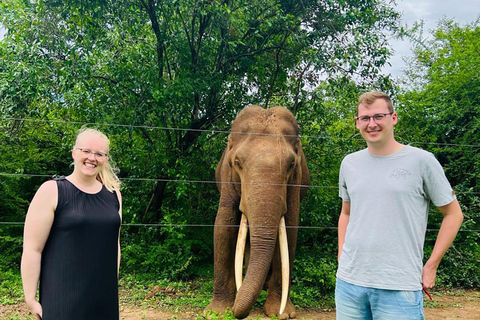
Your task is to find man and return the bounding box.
[336,91,463,320]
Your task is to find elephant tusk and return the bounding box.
[279,216,289,315]
[235,214,248,291]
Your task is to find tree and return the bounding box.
[396,18,480,287]
[0,0,401,280]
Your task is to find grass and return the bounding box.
[118,273,334,311]
[3,269,480,320]
[118,275,214,309]
[2,268,333,319]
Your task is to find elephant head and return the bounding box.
[206,105,309,319]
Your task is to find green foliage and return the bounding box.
[0,231,23,270]
[121,225,211,280]
[0,269,24,304]
[2,0,478,311]
[0,0,402,298]
[202,309,274,320]
[397,18,480,288]
[118,274,212,308]
[291,245,337,308]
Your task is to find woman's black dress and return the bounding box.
[39,177,121,320]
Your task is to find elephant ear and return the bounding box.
[298,146,310,199]
[227,134,234,150]
[215,148,228,192]
[289,140,310,199]
[288,139,302,184]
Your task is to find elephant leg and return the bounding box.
[205,206,239,313]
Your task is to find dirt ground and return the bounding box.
[1,289,478,320]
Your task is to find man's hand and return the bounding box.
[422,262,438,289]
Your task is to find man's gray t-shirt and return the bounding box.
[337,145,455,290]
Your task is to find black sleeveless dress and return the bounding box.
[39,177,121,320]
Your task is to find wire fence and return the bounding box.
[2,116,480,148]
[0,172,478,194]
[0,117,478,233]
[0,221,478,233]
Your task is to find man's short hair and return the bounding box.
[357,91,394,114]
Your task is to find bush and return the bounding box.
[291,245,337,309]
[121,227,207,281]
[0,269,24,304]
[0,233,23,270]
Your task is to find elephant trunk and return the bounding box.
[233,223,277,318]
[232,196,288,319]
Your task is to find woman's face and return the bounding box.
[72,133,109,178]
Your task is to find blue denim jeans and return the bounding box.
[335,278,425,320]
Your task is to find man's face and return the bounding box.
[356,98,397,146]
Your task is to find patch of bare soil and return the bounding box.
[2,290,478,320]
[423,289,480,320]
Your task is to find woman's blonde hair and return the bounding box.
[74,127,121,192]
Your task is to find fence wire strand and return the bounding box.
[2,116,480,148]
[0,221,478,233]
[0,173,478,194]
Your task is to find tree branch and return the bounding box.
[140,0,164,80]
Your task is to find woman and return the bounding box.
[21,128,122,320]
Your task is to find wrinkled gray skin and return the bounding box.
[205,106,310,319]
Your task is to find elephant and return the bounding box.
[205,105,310,319]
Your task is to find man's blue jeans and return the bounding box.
[335,278,425,320]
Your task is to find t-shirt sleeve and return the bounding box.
[423,153,456,207]
[339,159,350,202]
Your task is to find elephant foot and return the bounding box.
[264,297,296,319]
[204,298,234,318]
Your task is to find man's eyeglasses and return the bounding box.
[355,112,393,124]
[75,147,109,160]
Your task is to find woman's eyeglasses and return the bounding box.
[75,147,109,160]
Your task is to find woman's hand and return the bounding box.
[26,300,43,320]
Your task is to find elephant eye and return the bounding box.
[234,159,242,169]
[288,160,295,170]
